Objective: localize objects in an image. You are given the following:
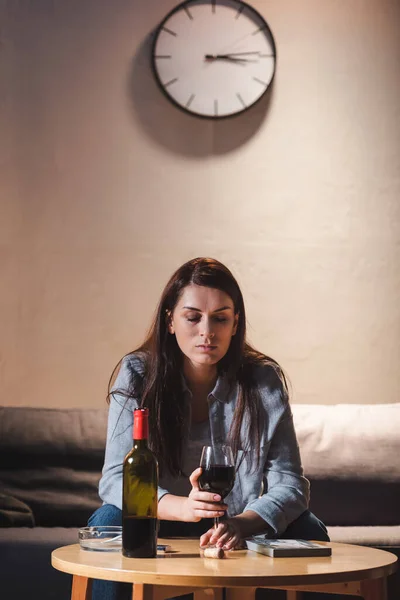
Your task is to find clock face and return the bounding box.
[151,0,276,118]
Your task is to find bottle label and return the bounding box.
[133,408,149,440]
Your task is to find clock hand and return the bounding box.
[224,51,274,59]
[223,51,261,56]
[217,54,257,61]
[204,54,255,63]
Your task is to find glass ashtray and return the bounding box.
[79,526,122,551]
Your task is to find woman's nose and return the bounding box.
[200,329,215,338]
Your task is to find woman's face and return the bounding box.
[168,284,239,368]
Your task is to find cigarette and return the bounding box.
[203,546,225,559]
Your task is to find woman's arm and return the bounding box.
[243,401,310,534]
[200,383,309,549]
[99,356,171,507]
[98,357,137,509]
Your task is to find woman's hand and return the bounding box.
[200,518,243,550]
[200,510,272,549]
[183,467,227,522]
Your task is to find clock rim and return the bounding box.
[150,0,277,119]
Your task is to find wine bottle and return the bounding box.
[122,408,158,558]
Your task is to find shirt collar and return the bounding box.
[210,372,233,402]
[181,371,233,403]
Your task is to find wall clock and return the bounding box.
[151,0,276,119]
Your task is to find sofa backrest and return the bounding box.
[1,403,399,528]
[0,406,107,527]
[292,403,400,526]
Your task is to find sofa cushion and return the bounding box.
[0,407,107,526]
[328,525,400,546]
[292,403,400,526]
[0,494,35,527]
[0,527,78,600]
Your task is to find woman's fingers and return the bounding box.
[199,530,213,548]
[191,490,225,504]
[201,520,242,549]
[193,499,226,512]
[189,467,203,489]
[208,523,228,545]
[199,523,226,547]
[187,468,228,522]
[197,492,223,504]
[200,524,227,547]
[216,530,237,548]
[195,509,226,519]
[222,538,240,550]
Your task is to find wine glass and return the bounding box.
[199,444,235,529]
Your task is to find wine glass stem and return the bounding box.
[214,516,220,529]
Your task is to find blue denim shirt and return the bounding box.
[99,354,310,535]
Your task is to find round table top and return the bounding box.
[51,539,398,588]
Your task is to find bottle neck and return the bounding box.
[132,438,148,449]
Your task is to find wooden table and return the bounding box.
[51,538,398,600]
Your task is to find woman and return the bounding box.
[90,257,328,597]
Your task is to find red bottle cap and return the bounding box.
[133,408,149,440]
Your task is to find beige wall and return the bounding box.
[1,0,399,408]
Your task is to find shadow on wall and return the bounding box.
[126,32,274,158]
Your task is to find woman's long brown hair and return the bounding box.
[108,257,288,476]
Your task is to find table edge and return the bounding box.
[51,543,398,588]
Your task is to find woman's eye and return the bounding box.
[185,315,228,323]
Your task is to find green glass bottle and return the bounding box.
[122,408,158,558]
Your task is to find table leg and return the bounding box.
[286,592,303,600]
[133,584,153,600]
[132,584,223,600]
[71,576,92,600]
[225,587,257,600]
[360,578,387,600]
[194,591,223,600]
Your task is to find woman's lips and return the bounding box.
[196,345,217,352]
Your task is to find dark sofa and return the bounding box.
[0,404,399,600]
[0,407,105,600]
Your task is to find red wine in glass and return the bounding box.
[199,445,235,528]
